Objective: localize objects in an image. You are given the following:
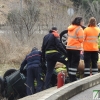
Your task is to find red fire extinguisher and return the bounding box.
[57,71,65,88]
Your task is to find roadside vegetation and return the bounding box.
[0,0,100,75]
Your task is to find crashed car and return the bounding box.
[0,60,48,100]
[0,69,27,100]
[0,67,57,100]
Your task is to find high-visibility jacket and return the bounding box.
[67,25,84,50]
[83,27,100,51]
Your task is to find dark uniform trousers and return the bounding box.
[26,65,43,95]
[67,50,80,82]
[44,52,68,89]
[84,51,98,77]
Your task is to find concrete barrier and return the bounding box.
[19,73,100,100]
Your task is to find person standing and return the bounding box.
[83,17,100,77]
[42,27,68,89]
[67,17,84,82]
[20,47,43,95]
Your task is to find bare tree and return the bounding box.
[7,10,24,43]
[7,2,39,44]
[0,0,74,65]
[21,5,39,37]
[38,0,73,32]
[88,1,100,23]
[73,1,100,25]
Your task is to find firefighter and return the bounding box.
[42,27,68,89]
[20,47,43,95]
[83,17,100,77]
[67,17,84,82]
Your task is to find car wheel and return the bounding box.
[60,30,68,47]
[3,69,17,78]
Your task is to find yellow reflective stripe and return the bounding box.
[68,27,82,39]
[84,68,90,70]
[69,72,76,75]
[86,38,98,40]
[68,35,83,39]
[75,27,81,35]
[85,36,98,43]
[45,50,58,54]
[77,36,84,38]
[68,35,76,38]
[92,68,98,71]
[84,40,98,43]
[86,36,98,40]
[87,36,98,38]
[67,46,82,49]
[84,72,90,74]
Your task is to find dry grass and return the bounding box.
[0,0,73,76]
[0,64,19,76]
[0,32,45,76]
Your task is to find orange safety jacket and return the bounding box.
[83,27,100,51]
[67,25,84,50]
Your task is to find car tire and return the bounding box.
[60,30,68,47]
[3,69,17,78]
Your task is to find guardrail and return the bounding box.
[19,73,100,100]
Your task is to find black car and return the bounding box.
[0,69,26,100]
[0,67,57,100]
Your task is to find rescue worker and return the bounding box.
[83,17,100,77]
[67,17,84,82]
[20,47,43,95]
[42,27,68,89]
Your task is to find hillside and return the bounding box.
[0,0,73,69]
[0,0,73,25]
[0,0,19,24]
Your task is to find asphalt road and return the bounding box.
[69,84,100,100]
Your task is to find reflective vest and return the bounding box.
[45,50,58,54]
[67,25,84,50]
[83,27,100,51]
